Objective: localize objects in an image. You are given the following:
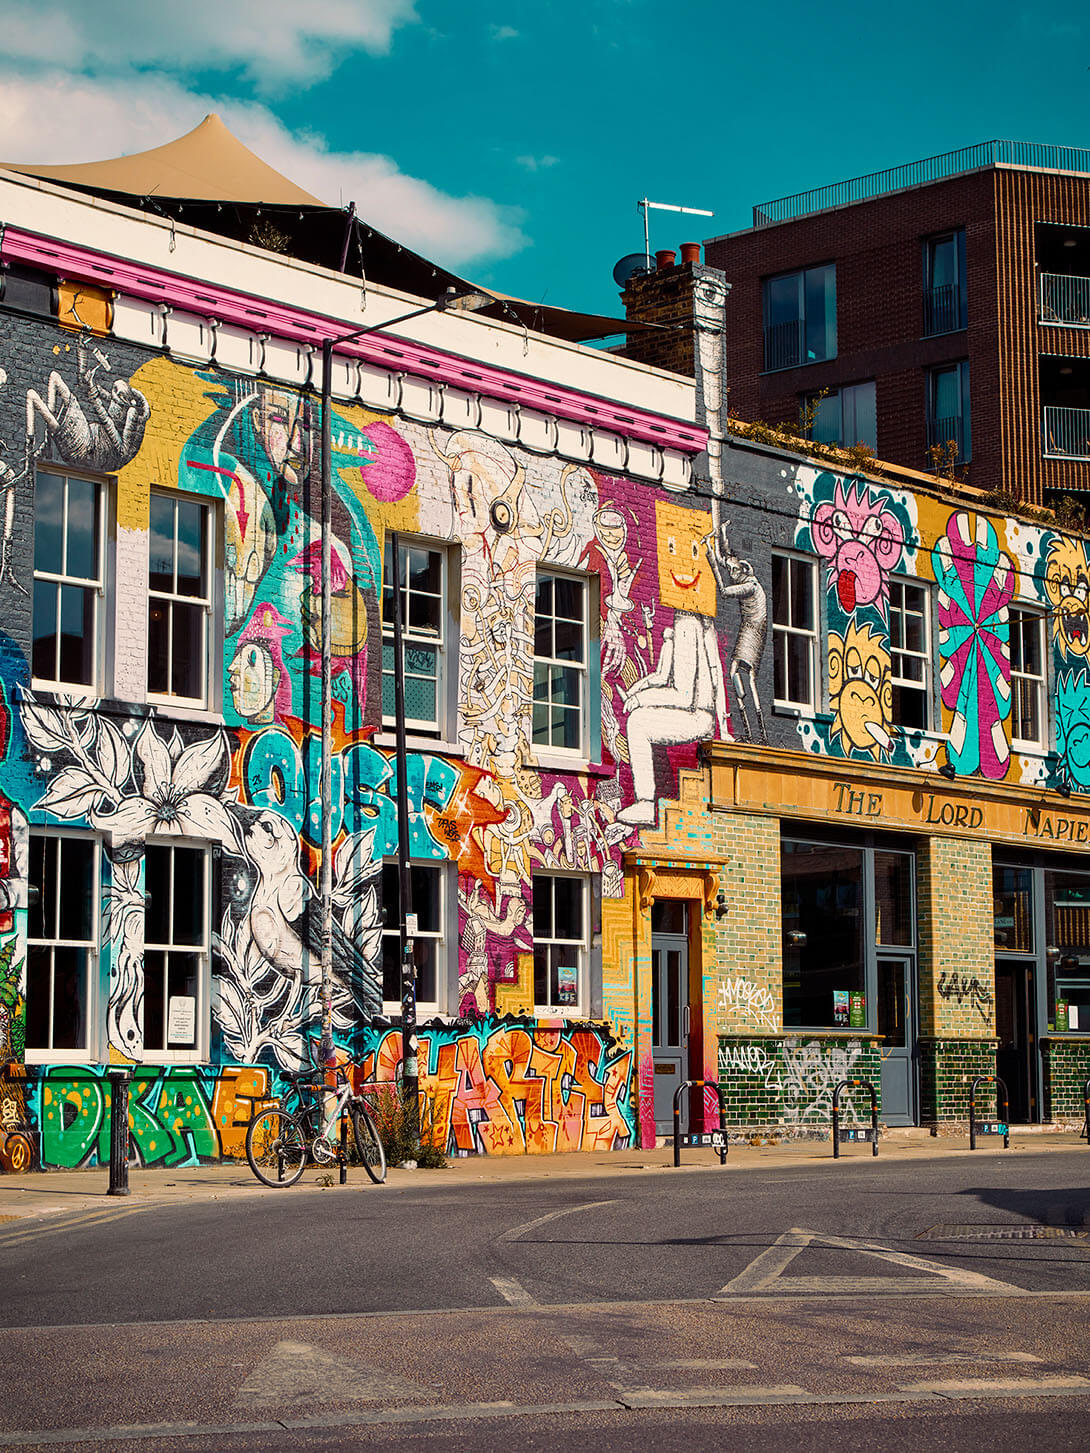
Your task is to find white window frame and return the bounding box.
[32,469,106,696]
[533,570,589,756]
[380,860,447,1017]
[533,872,589,1017]
[147,490,215,709]
[25,830,99,1064]
[772,552,818,710]
[889,578,932,730]
[382,538,448,737]
[1009,604,1047,751]
[141,839,211,1065]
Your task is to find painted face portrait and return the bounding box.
[228,640,281,723]
[254,387,312,487]
[655,501,716,617]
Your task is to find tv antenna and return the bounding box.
[637,198,714,270]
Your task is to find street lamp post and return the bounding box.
[316,289,492,1118]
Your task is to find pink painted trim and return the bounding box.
[3,226,706,455]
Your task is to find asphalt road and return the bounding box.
[3,1149,1090,1450]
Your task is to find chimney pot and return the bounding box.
[655,249,676,271]
[680,242,702,265]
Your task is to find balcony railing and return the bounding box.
[923,283,967,336]
[753,140,1090,226]
[763,319,803,371]
[927,415,968,464]
[1043,405,1090,460]
[1039,273,1090,327]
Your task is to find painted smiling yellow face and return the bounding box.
[656,501,716,617]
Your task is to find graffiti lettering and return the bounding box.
[717,977,777,1030]
[937,971,994,1023]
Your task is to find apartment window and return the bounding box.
[33,471,104,691]
[1010,607,1046,749]
[143,842,210,1061]
[763,263,836,371]
[923,230,967,336]
[533,572,587,752]
[926,360,971,464]
[772,553,817,709]
[26,833,97,1059]
[806,381,877,451]
[889,579,931,730]
[533,873,587,1014]
[148,491,214,706]
[382,539,447,736]
[381,862,445,1012]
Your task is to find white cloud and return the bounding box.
[515,155,560,172]
[0,0,420,89]
[489,25,519,41]
[0,70,526,268]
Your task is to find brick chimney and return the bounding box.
[619,242,729,380]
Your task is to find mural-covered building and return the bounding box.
[0,125,768,1171]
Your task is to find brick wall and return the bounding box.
[1042,1038,1090,1123]
[919,1037,997,1124]
[917,835,995,1037]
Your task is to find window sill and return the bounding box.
[373,732,464,757]
[31,681,100,705]
[530,750,613,778]
[773,701,818,718]
[147,699,224,727]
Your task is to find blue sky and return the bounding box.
[0,1,1087,320]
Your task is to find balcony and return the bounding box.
[763,319,803,372]
[927,414,969,465]
[1043,405,1090,461]
[923,282,967,336]
[1040,273,1090,327]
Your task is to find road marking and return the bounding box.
[0,1204,151,1249]
[489,1276,536,1306]
[499,1199,617,1243]
[717,1227,1018,1297]
[847,1351,1042,1367]
[900,1375,1090,1396]
[234,1339,427,1408]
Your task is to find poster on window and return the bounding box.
[848,991,866,1029]
[167,996,196,1045]
[833,990,849,1026]
[557,964,578,1006]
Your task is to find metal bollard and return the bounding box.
[106,1066,131,1197]
[339,1117,348,1185]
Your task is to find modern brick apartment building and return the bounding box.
[634,142,1090,507]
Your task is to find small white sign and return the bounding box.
[405,913,419,938]
[167,996,196,1045]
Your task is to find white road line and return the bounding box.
[499,1199,617,1243]
[489,1276,536,1306]
[900,1375,1090,1396]
[717,1227,1017,1297]
[847,1352,1042,1367]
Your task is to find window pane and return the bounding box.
[35,472,63,574]
[382,935,400,1003]
[32,580,58,681]
[413,938,437,1003]
[170,601,205,699]
[552,577,583,622]
[172,848,205,947]
[765,273,800,326]
[144,846,170,946]
[144,948,165,1050]
[787,632,812,703]
[875,852,913,945]
[148,601,169,695]
[533,879,553,939]
[533,945,550,1007]
[552,876,583,940]
[28,835,50,941]
[772,554,789,626]
[167,954,200,1046]
[65,475,99,582]
[843,381,877,451]
[58,837,95,942]
[782,839,864,1027]
[810,391,841,445]
[407,547,441,597]
[149,494,175,594]
[50,945,86,1050]
[58,584,95,686]
[804,264,835,362]
[25,945,51,1050]
[174,499,206,597]
[410,866,440,933]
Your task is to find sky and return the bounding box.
[0,1,1087,321]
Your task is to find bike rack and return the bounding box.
[831,1079,879,1158]
[969,1074,1010,1150]
[671,1080,728,1167]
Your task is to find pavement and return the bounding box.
[0,1125,1086,1216]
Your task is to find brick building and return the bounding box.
[670,141,1090,508]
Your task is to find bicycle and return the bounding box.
[245,1067,386,1189]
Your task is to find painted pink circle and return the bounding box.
[358,421,416,501]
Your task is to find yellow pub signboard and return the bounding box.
[706,743,1090,850]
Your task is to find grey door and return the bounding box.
[651,902,689,1133]
[995,958,1038,1122]
[877,954,916,1125]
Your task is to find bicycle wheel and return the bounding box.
[350,1104,387,1184]
[246,1107,308,1188]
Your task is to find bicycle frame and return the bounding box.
[285,1073,356,1148]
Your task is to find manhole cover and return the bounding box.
[918,1224,1088,1241]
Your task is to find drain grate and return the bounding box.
[918,1224,1088,1241]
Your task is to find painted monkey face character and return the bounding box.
[811,478,905,614]
[655,501,716,617]
[1056,670,1090,787]
[828,620,893,759]
[1045,535,1090,658]
[254,387,312,487]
